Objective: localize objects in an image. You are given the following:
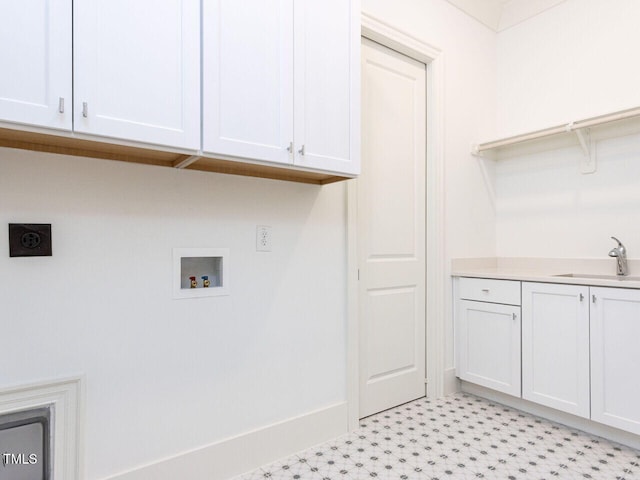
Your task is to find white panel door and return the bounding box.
[591,287,640,435]
[358,39,426,418]
[202,0,294,164]
[457,300,521,396]
[74,0,200,149]
[521,282,590,418]
[293,0,360,175]
[0,0,71,130]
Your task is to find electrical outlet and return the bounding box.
[256,225,272,252]
[9,224,53,257]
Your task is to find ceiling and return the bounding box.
[445,0,568,31]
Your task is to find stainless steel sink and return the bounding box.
[553,273,640,281]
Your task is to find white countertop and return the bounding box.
[451,257,640,289]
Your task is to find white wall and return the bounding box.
[496,131,640,258]
[495,0,640,259]
[496,0,640,138]
[362,0,498,373]
[0,149,347,479]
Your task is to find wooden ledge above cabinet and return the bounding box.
[0,127,350,186]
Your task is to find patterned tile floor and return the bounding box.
[233,393,640,479]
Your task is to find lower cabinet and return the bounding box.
[521,282,590,418]
[455,278,521,397]
[456,277,640,437]
[591,287,640,435]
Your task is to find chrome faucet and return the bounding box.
[609,236,628,276]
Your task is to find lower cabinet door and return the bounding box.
[591,287,640,435]
[457,300,521,396]
[522,282,590,418]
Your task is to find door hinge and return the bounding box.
[424,378,428,385]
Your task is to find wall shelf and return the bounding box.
[472,106,640,167]
[0,127,349,185]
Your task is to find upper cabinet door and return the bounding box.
[293,0,360,175]
[73,0,200,150]
[0,0,72,131]
[203,0,294,164]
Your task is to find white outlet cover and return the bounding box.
[256,225,272,252]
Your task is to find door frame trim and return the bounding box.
[347,13,446,429]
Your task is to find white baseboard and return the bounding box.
[443,367,460,396]
[461,381,640,450]
[105,402,348,480]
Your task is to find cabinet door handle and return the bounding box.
[579,293,584,302]
[287,142,293,153]
[82,102,88,118]
[592,294,596,303]
[58,97,64,114]
[512,312,517,320]
[481,289,490,293]
[298,145,305,156]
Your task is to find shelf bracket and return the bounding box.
[574,127,596,174]
[173,155,202,169]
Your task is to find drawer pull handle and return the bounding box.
[481,289,490,293]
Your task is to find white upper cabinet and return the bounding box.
[0,0,72,131]
[202,0,294,164]
[73,0,200,149]
[202,0,360,175]
[1,2,357,182]
[293,0,360,175]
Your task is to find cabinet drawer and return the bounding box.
[458,277,521,305]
